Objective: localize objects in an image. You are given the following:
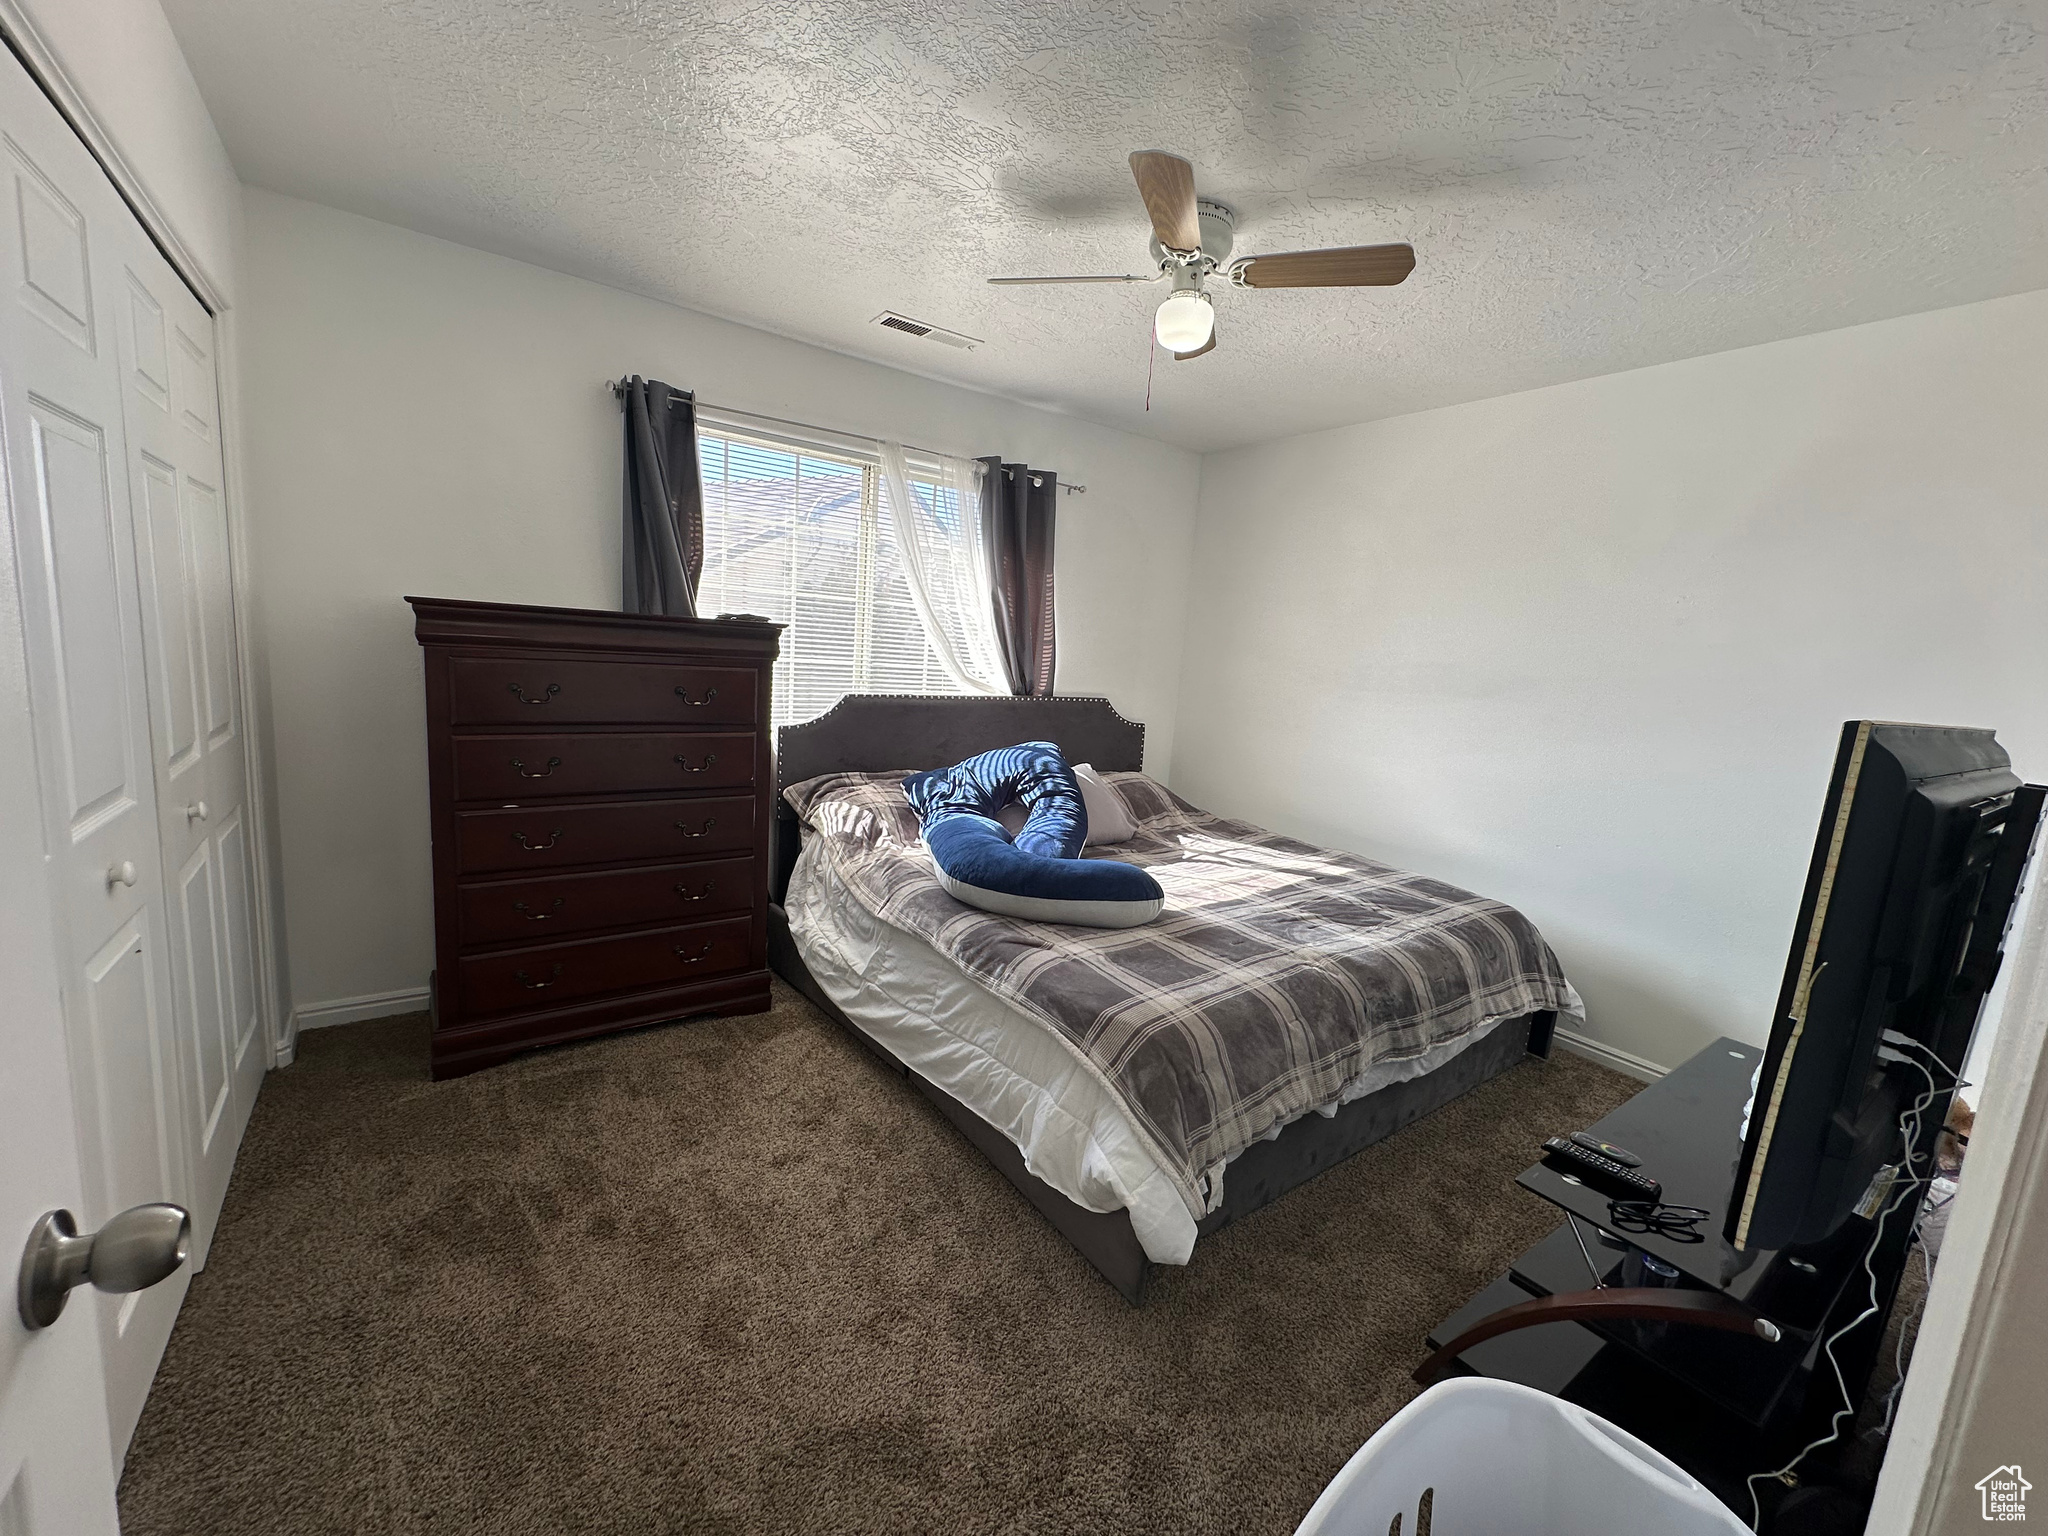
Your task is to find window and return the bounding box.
[695,416,971,727]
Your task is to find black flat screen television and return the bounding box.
[1728,721,2041,1252]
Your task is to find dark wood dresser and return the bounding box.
[408,597,782,1078]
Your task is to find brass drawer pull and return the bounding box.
[676,817,717,839]
[512,756,562,779]
[512,829,563,851]
[508,683,560,705]
[516,964,564,990]
[674,684,718,707]
[674,942,715,965]
[513,897,565,921]
[673,752,717,774]
[676,879,716,902]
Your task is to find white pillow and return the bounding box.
[1073,763,1137,845]
[992,764,1136,845]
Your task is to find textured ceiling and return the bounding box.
[165,0,2047,451]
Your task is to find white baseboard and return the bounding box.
[1555,1026,1668,1083]
[290,985,431,1035]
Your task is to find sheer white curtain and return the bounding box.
[878,442,1009,695]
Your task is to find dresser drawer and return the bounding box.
[455,794,756,875]
[459,915,753,1019]
[448,657,757,727]
[454,732,756,802]
[457,857,755,946]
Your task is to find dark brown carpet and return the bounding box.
[118,982,1638,1536]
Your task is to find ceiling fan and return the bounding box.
[988,151,1415,360]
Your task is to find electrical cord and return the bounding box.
[1743,1055,1941,1532]
[1862,1038,1961,1436]
[1874,1231,1937,1438]
[1881,1032,1961,1083]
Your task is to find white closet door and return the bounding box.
[0,44,127,1530]
[117,221,262,1267]
[0,634,123,1523]
[0,49,256,1462]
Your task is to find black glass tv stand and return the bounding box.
[1420,1036,1916,1522]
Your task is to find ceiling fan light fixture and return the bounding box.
[1154,289,1214,352]
[985,150,1416,367]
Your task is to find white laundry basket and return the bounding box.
[1292,1378,1750,1535]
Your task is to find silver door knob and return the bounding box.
[17,1205,190,1330]
[184,801,208,822]
[105,860,138,889]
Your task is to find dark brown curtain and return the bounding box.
[976,457,1057,697]
[619,375,703,617]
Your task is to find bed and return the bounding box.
[766,694,1576,1302]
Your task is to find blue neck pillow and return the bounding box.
[901,742,1163,930]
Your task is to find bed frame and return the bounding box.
[767,694,1555,1303]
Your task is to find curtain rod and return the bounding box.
[607,380,1085,495]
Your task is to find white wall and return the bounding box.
[1172,289,2048,1075]
[239,188,1200,1020]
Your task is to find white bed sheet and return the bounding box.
[787,837,1552,1266]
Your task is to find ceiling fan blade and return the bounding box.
[1233,243,1416,288]
[1173,327,1216,361]
[1129,151,1201,252]
[987,273,1161,285]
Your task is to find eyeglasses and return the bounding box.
[1608,1200,1712,1242]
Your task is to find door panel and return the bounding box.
[116,205,261,1275]
[172,840,231,1161]
[72,918,190,1452]
[122,272,169,409]
[4,134,94,353]
[0,42,184,1496]
[186,476,234,744]
[133,450,200,769]
[170,320,212,442]
[218,810,261,1068]
[77,923,177,1232]
[26,401,133,827]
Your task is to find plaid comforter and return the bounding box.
[786,770,1577,1224]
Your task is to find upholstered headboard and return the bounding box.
[769,694,1146,903]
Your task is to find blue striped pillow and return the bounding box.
[901,742,1163,929]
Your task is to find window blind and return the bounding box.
[695,417,969,728]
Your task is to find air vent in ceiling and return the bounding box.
[873,312,981,351]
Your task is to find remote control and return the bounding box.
[1541,1136,1662,1202]
[1570,1131,1644,1168]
